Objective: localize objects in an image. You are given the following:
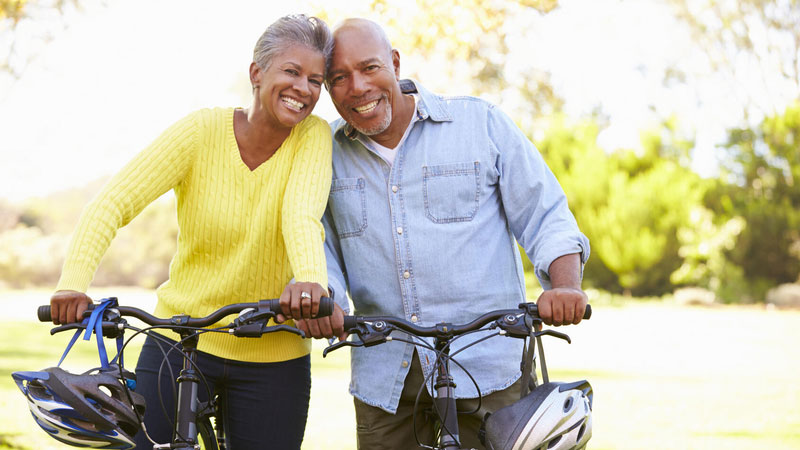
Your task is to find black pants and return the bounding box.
[133,335,310,449]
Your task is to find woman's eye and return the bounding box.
[286,69,299,76]
[310,79,322,87]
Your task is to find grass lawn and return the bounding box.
[1,289,799,449]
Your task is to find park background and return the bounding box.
[1,0,799,448]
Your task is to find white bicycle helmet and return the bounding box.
[481,380,593,450]
[12,365,145,449]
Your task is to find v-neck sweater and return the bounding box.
[56,107,332,362]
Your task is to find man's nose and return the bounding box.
[350,72,368,96]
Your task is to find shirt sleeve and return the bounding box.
[487,105,590,289]
[281,115,333,288]
[56,111,200,292]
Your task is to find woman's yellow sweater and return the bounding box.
[56,108,332,362]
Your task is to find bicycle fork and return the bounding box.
[172,332,202,449]
[433,339,461,450]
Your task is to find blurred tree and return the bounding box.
[0,0,28,22]
[704,102,800,301]
[667,0,800,120]
[537,116,705,295]
[0,181,176,289]
[1,0,87,78]
[671,206,747,303]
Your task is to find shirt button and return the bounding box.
[410,314,418,323]
[392,185,398,193]
[403,271,410,279]
[402,360,409,368]
[396,227,403,234]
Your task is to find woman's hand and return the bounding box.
[50,290,93,325]
[277,281,328,322]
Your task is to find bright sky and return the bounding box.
[0,0,786,202]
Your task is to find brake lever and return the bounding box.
[231,323,305,338]
[532,329,571,344]
[322,338,362,357]
[50,323,86,335]
[50,321,125,338]
[323,321,394,357]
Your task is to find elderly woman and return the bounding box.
[48,14,333,449]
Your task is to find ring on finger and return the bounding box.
[300,291,312,300]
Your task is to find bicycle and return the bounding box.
[323,302,593,450]
[14,296,333,450]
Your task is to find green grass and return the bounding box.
[2,293,799,449]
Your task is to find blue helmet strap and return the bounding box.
[57,298,124,370]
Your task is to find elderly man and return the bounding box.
[299,18,590,449]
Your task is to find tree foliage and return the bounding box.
[0,182,176,289]
[1,0,84,77]
[536,116,705,295]
[667,0,800,119]
[704,101,800,300]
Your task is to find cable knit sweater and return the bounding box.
[56,107,332,362]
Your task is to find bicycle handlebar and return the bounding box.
[37,297,335,326]
[342,303,591,336]
[324,303,590,357]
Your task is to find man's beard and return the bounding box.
[350,95,392,136]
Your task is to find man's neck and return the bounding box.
[370,93,416,148]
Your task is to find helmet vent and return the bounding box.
[98,385,113,398]
[577,423,586,442]
[547,435,562,449]
[563,397,574,412]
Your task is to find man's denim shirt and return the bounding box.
[323,80,590,413]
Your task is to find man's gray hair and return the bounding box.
[253,14,333,73]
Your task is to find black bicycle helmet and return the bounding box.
[13,365,145,449]
[481,380,593,450]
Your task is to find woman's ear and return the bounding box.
[249,62,262,89]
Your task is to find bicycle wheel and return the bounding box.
[197,417,220,450]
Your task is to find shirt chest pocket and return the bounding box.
[329,177,367,238]
[422,161,481,224]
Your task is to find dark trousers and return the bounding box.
[354,351,531,450]
[132,335,310,449]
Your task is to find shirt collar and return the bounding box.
[334,79,453,140]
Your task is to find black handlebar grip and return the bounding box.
[317,296,334,317]
[265,296,334,318]
[38,303,97,322]
[38,305,52,322]
[342,315,358,330]
[584,304,592,320]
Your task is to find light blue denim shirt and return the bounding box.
[323,80,589,413]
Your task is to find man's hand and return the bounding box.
[295,302,347,340]
[277,281,329,322]
[536,287,588,326]
[50,290,92,325]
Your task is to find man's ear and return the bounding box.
[249,62,262,89]
[392,49,401,80]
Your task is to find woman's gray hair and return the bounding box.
[253,14,333,74]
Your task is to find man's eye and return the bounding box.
[310,79,322,86]
[365,65,379,72]
[330,75,346,85]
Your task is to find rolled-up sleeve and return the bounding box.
[488,106,590,289]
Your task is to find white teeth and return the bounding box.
[282,97,305,111]
[354,100,379,114]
